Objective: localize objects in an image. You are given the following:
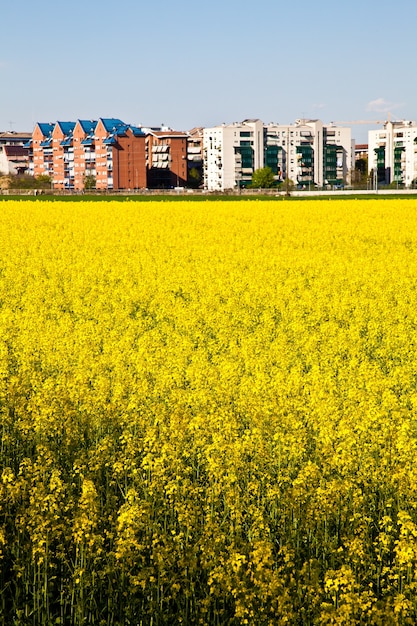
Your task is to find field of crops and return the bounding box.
[2,198,417,624]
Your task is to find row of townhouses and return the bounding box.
[1,117,417,190]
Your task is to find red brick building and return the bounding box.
[29,119,192,191]
[95,119,147,190]
[52,122,76,190]
[31,123,55,179]
[146,129,188,188]
[73,120,96,190]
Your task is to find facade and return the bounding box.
[35,115,417,192]
[94,119,147,190]
[0,132,31,175]
[187,127,204,187]
[30,123,55,179]
[203,119,264,191]
[264,120,352,188]
[73,120,96,190]
[203,119,353,191]
[368,120,417,187]
[355,144,368,161]
[52,122,76,190]
[145,128,188,188]
[29,119,147,190]
[29,119,202,190]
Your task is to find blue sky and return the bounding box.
[1,0,416,142]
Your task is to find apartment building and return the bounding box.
[31,123,55,179]
[72,119,96,190]
[144,128,188,188]
[203,119,353,191]
[52,122,76,189]
[368,120,417,187]
[94,119,147,190]
[0,131,31,175]
[29,119,148,190]
[29,119,199,190]
[203,119,264,191]
[187,127,204,187]
[265,119,352,188]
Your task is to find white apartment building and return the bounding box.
[203,119,264,191]
[203,119,353,191]
[368,120,417,187]
[265,120,352,188]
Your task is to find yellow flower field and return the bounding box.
[1,197,417,624]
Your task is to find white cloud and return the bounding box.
[366,97,402,113]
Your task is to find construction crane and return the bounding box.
[328,120,386,126]
[328,113,391,126]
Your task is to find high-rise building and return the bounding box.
[203,119,264,191]
[203,119,353,191]
[368,120,417,188]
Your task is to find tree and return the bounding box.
[187,167,202,189]
[6,174,52,190]
[84,174,96,190]
[34,175,53,189]
[353,157,368,187]
[282,178,295,196]
[249,167,276,189]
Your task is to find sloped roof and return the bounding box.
[56,121,76,135]
[0,132,32,140]
[103,135,117,145]
[100,122,145,143]
[36,122,54,137]
[99,118,125,132]
[128,125,145,137]
[115,124,145,138]
[78,119,97,133]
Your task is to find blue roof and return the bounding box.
[56,121,76,135]
[78,119,97,133]
[114,125,129,137]
[99,118,125,132]
[100,122,145,141]
[81,137,94,146]
[37,122,54,137]
[129,125,145,137]
[115,124,145,138]
[61,138,73,146]
[103,135,117,145]
[40,138,52,147]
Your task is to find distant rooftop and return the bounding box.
[0,131,32,139]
